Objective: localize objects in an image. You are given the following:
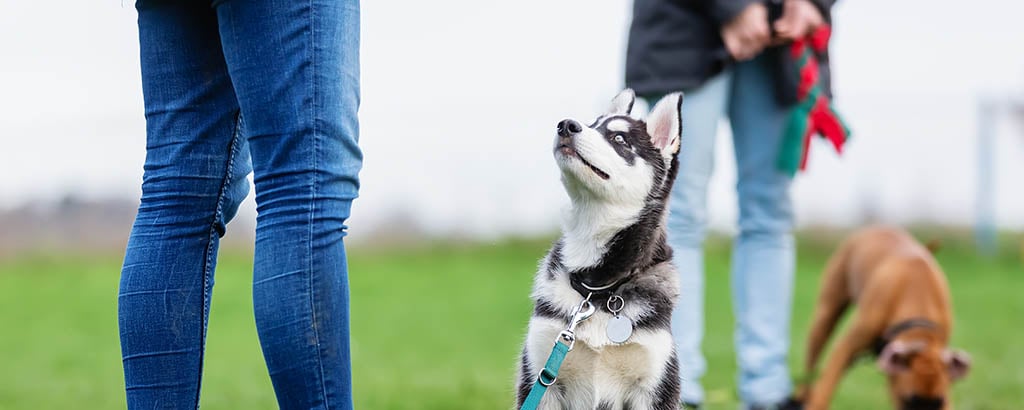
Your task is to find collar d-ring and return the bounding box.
[606,295,625,314]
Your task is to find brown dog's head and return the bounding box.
[878,340,971,409]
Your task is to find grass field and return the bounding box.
[0,234,1021,409]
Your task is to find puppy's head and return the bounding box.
[553,89,683,205]
[878,341,971,409]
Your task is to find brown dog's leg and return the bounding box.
[887,384,901,410]
[797,245,852,401]
[806,321,872,407]
[806,284,893,410]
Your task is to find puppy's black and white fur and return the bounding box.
[516,90,684,410]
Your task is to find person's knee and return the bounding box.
[667,194,709,245]
[252,169,355,230]
[137,172,222,216]
[667,211,707,248]
[216,174,250,232]
[736,176,793,237]
[136,157,252,238]
[667,175,712,245]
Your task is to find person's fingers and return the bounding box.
[724,35,743,60]
[748,42,766,58]
[739,28,763,45]
[807,15,824,31]
[775,17,811,40]
[776,17,800,34]
[775,22,798,40]
[727,35,748,60]
[753,22,771,44]
[734,38,762,61]
[773,0,827,41]
[727,44,741,60]
[795,19,812,37]
[775,30,794,42]
[738,44,755,61]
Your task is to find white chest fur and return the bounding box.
[525,314,674,406]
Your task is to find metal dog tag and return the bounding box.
[606,295,633,344]
[607,315,634,344]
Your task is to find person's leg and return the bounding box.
[214,1,362,408]
[118,2,251,408]
[727,54,796,408]
[661,71,731,407]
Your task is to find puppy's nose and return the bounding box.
[557,119,583,137]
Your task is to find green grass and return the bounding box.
[0,235,1021,409]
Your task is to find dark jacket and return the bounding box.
[625,0,834,99]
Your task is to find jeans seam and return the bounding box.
[307,1,331,407]
[194,112,244,410]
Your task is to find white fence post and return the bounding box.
[975,99,997,255]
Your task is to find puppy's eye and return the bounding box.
[613,134,626,145]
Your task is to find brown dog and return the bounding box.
[797,226,971,410]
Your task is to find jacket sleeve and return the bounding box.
[706,0,759,27]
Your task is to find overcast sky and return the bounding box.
[1,0,1023,237]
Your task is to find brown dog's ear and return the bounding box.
[943,349,971,381]
[877,340,924,375]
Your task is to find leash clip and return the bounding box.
[559,293,595,350]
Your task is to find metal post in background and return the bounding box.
[975,99,997,255]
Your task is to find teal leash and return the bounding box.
[519,340,570,409]
[520,293,596,410]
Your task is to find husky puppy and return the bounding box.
[516,89,684,410]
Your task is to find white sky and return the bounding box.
[1,0,1023,237]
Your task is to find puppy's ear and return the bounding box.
[877,341,924,375]
[943,349,971,381]
[608,88,635,116]
[645,92,683,157]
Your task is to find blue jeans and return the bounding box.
[117,1,361,409]
[667,55,795,408]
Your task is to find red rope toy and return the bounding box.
[777,25,850,175]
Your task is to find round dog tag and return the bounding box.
[607,315,634,344]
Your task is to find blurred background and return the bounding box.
[1,0,1022,409]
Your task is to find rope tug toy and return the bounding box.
[776,25,851,175]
